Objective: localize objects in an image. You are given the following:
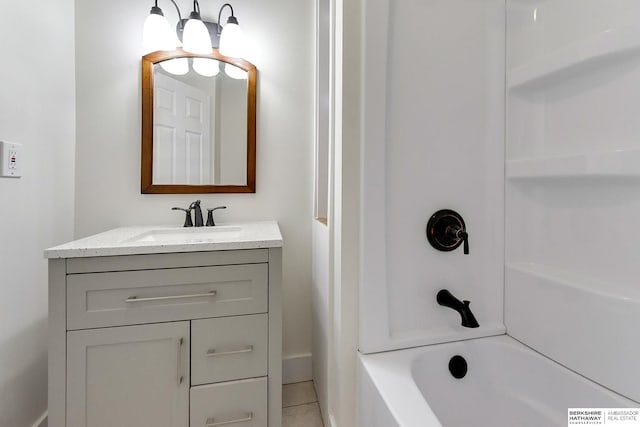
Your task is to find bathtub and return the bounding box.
[358,335,638,427]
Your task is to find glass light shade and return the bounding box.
[219,22,245,58]
[193,58,220,77]
[225,63,247,80]
[143,12,175,53]
[182,18,212,54]
[160,58,189,75]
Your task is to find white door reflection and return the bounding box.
[154,72,212,185]
[152,60,247,186]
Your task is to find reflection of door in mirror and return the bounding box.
[152,63,248,187]
[154,72,213,185]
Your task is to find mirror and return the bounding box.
[142,49,256,193]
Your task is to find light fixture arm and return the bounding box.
[160,0,183,29]
[217,3,236,36]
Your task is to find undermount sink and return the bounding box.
[125,226,243,244]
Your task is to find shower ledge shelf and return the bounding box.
[506,149,640,180]
[506,262,640,304]
[508,24,640,90]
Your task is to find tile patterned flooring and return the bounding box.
[282,381,325,427]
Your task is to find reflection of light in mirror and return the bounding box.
[193,58,220,77]
[183,18,212,54]
[160,58,189,75]
[225,64,247,80]
[143,12,175,53]
[219,22,246,58]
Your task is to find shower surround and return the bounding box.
[357,0,640,425]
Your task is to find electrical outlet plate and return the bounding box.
[0,141,22,178]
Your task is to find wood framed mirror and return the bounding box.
[141,48,257,193]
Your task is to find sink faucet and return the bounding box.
[189,200,204,227]
[437,289,479,328]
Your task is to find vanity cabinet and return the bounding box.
[47,236,282,427]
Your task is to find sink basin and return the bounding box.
[125,226,243,244]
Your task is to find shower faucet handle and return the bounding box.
[451,227,469,255]
[426,209,469,255]
[463,232,469,255]
[455,230,469,254]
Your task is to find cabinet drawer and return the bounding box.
[191,314,268,385]
[190,378,267,427]
[67,264,268,330]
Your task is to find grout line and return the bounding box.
[285,401,320,409]
[283,399,319,409]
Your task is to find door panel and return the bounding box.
[154,72,212,184]
[67,322,189,427]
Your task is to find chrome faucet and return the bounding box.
[189,200,204,227]
[437,289,479,328]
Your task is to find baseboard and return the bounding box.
[282,353,312,384]
[32,412,47,427]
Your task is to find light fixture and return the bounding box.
[143,1,246,52]
[142,2,176,53]
[217,4,246,58]
[182,2,212,54]
[143,1,248,77]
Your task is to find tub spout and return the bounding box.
[437,289,479,328]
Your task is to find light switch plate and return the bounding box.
[0,141,22,178]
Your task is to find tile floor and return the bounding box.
[282,381,325,427]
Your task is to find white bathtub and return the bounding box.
[358,335,638,427]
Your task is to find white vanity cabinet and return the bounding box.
[46,223,282,427]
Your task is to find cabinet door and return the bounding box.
[67,322,189,427]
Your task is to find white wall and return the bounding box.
[0,1,76,426]
[312,0,333,420]
[74,0,314,363]
[311,220,330,419]
[359,0,505,354]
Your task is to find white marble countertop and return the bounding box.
[44,221,283,259]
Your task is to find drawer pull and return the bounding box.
[206,345,254,357]
[177,337,184,385]
[125,290,217,303]
[205,412,253,426]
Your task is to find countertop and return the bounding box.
[44,221,283,259]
